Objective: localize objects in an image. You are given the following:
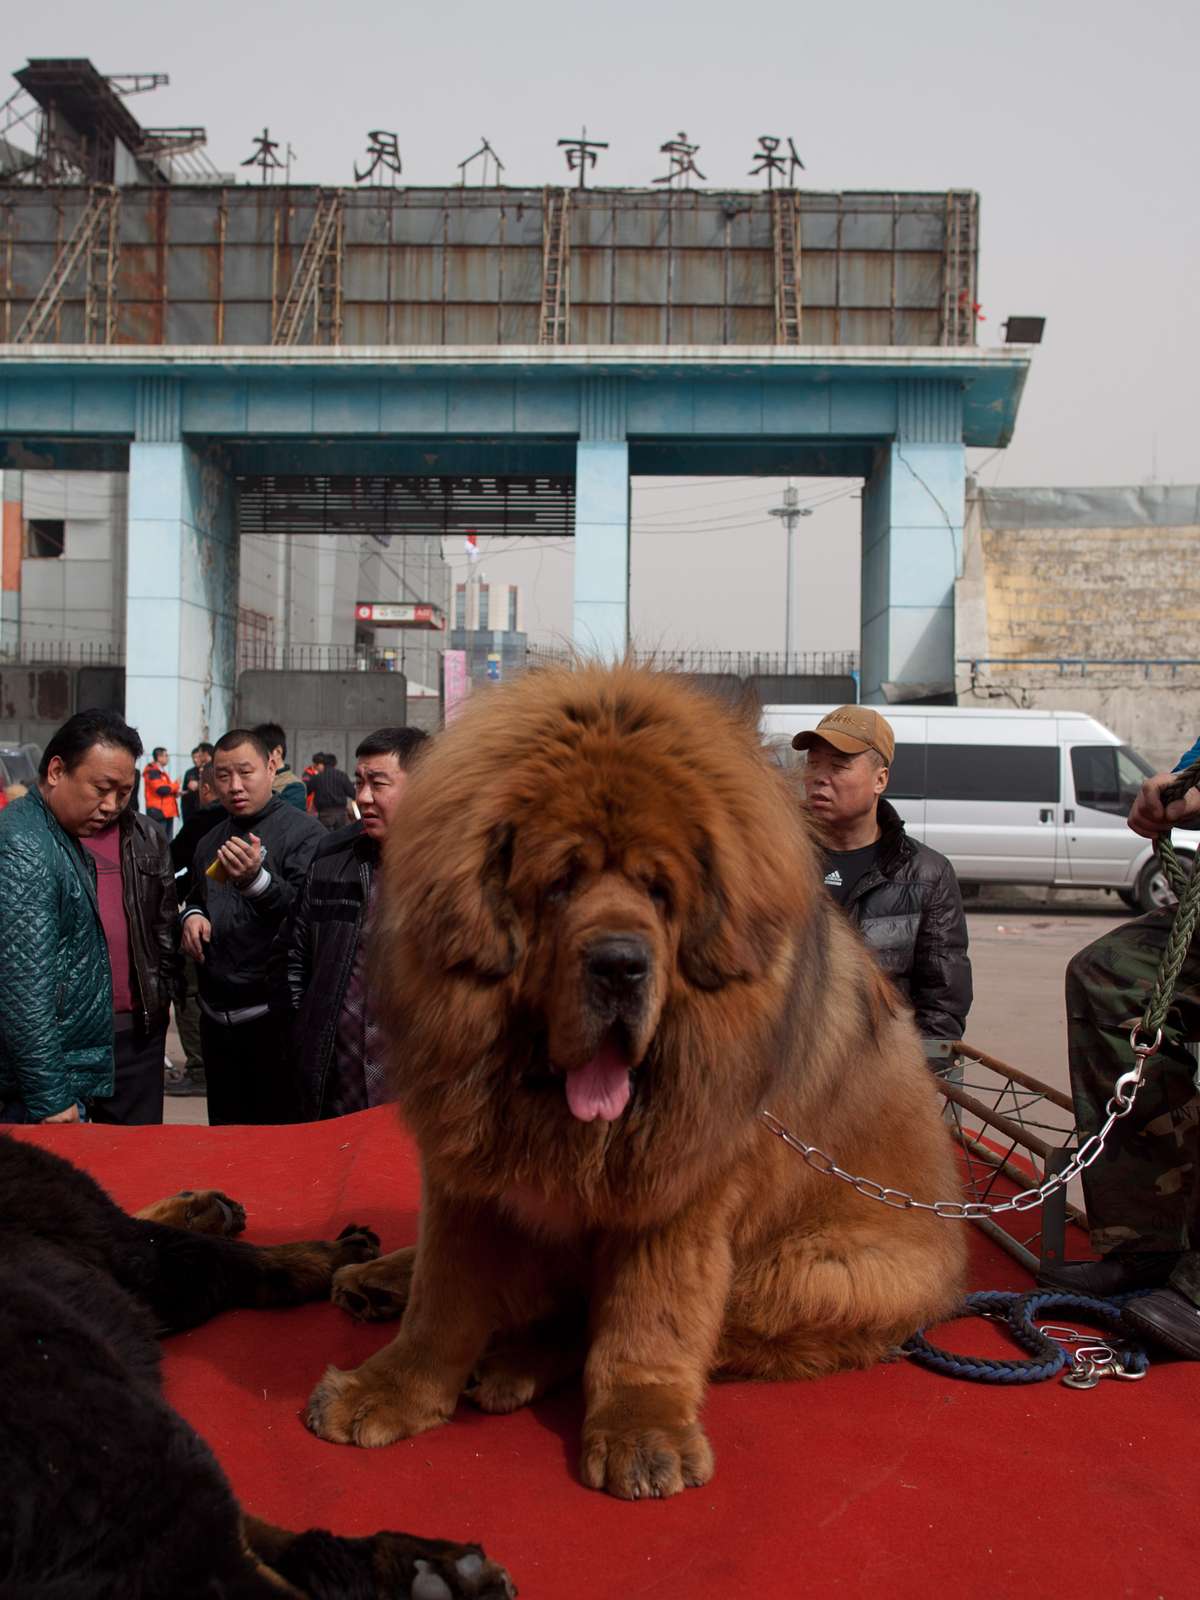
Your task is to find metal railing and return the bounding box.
[527,646,859,678]
[961,657,1200,679]
[237,642,410,674]
[0,640,124,666]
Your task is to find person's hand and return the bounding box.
[182,915,213,963]
[216,833,264,889]
[43,1102,81,1124]
[1128,773,1200,838]
[187,777,199,792]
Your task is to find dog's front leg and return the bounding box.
[581,1212,733,1499]
[305,1189,510,1450]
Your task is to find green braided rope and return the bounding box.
[1140,758,1200,1037]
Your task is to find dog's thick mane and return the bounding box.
[372,665,834,1224]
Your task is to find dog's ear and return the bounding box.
[414,821,523,980]
[678,835,774,989]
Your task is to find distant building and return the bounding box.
[0,465,450,711]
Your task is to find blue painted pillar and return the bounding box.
[573,377,630,658]
[860,380,966,703]
[124,378,238,770]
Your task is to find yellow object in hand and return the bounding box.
[206,857,230,884]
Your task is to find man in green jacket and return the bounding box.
[0,708,143,1124]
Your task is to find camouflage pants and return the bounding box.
[1067,910,1200,1306]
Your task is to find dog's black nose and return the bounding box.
[586,935,651,989]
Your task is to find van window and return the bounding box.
[1072,745,1153,815]
[925,744,1060,804]
[886,744,926,799]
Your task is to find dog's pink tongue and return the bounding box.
[565,1040,632,1123]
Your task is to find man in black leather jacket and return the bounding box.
[794,706,972,1040]
[287,727,428,1118]
[85,795,180,1124]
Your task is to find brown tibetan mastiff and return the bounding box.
[306,664,966,1499]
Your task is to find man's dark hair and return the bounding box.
[356,726,430,770]
[152,746,168,762]
[192,742,215,759]
[253,722,287,761]
[310,753,323,766]
[323,752,338,769]
[214,729,273,764]
[39,710,143,779]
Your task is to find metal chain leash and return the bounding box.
[761,759,1200,1221]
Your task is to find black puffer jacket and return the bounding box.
[839,799,972,1039]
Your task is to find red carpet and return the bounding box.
[13,1109,1197,1599]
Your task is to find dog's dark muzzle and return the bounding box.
[584,934,652,1006]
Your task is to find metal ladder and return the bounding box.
[940,190,979,347]
[538,187,570,345]
[272,190,344,346]
[771,190,803,344]
[15,186,120,344]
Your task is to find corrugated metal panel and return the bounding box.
[0,184,977,348]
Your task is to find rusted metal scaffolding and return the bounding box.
[14,184,119,343]
[538,186,570,345]
[771,190,802,344]
[272,190,344,346]
[0,186,976,347]
[939,189,979,347]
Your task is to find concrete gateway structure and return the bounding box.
[0,77,1033,764]
[0,341,1029,762]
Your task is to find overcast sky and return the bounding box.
[8,1,1197,650]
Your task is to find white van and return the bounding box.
[761,705,1184,913]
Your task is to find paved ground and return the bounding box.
[963,887,1129,1101]
[164,884,1136,1127]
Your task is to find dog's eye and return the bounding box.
[648,881,672,914]
[546,867,577,903]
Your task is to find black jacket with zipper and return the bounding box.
[119,806,180,1031]
[837,798,973,1040]
[183,796,323,1011]
[286,823,376,1118]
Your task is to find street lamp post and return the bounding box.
[767,484,813,665]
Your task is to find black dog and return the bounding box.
[0,1135,514,1599]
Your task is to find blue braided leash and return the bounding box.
[903,1289,1152,1384]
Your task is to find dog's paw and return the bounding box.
[185,1190,247,1235]
[331,1248,413,1320]
[463,1368,540,1416]
[580,1417,714,1500]
[329,1224,381,1268]
[375,1542,516,1600]
[137,1189,247,1235]
[304,1363,448,1449]
[270,1528,515,1600]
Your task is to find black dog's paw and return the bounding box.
[330,1223,381,1267]
[190,1190,247,1236]
[372,1540,516,1600]
[276,1530,515,1600]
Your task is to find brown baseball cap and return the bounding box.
[791,705,895,765]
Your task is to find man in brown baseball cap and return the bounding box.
[793,705,971,1041]
[792,705,895,767]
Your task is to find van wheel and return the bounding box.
[1117,889,1138,910]
[1134,851,1195,914]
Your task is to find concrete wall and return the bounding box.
[956,484,1200,768]
[16,471,128,651]
[4,468,449,713]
